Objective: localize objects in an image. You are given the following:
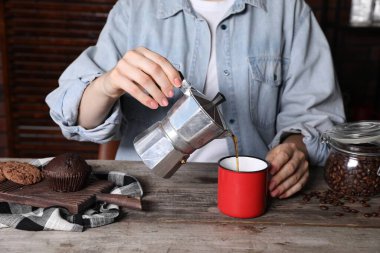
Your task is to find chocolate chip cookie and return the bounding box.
[0,166,6,183]
[1,161,42,185]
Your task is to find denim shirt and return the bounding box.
[46,0,346,165]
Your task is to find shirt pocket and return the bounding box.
[248,56,289,129]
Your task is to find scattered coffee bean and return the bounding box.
[302,195,310,201]
[350,209,359,214]
[301,189,378,218]
[349,199,356,203]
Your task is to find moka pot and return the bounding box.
[133,79,229,178]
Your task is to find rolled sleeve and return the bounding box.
[46,76,122,144]
[270,6,346,166]
[269,124,330,166]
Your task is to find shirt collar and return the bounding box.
[243,0,267,10]
[156,0,267,19]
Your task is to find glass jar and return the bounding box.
[323,121,380,197]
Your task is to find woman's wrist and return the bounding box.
[95,74,124,99]
[282,134,309,160]
[78,75,121,129]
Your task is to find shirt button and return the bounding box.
[221,24,227,30]
[229,119,235,124]
[223,70,230,76]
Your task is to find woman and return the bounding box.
[46,0,346,199]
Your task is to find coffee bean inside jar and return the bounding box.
[323,121,380,197]
[324,144,380,197]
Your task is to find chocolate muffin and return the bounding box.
[43,153,92,192]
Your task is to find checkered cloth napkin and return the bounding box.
[0,158,143,232]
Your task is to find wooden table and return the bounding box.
[0,159,379,252]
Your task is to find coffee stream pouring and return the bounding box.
[133,79,230,178]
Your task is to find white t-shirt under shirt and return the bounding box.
[187,0,234,163]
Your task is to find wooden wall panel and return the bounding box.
[0,0,12,158]
[329,0,380,120]
[0,50,5,157]
[1,0,116,159]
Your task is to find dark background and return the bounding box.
[0,0,379,159]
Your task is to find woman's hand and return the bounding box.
[101,47,182,109]
[265,134,309,199]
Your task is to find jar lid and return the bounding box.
[324,121,380,145]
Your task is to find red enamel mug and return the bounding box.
[218,156,269,219]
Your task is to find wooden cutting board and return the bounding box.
[0,178,117,214]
